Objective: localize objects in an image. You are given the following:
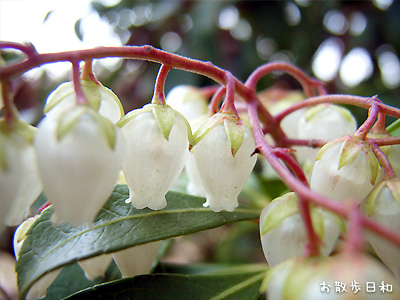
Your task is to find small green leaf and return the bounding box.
[17,185,259,300]
[261,193,298,235]
[56,106,86,141]
[64,267,267,300]
[193,113,225,145]
[338,137,362,170]
[152,104,175,141]
[224,119,244,157]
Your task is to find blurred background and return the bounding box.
[1,1,400,298]
[1,0,400,124]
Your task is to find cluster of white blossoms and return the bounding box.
[258,94,400,298]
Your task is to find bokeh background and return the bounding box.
[1,1,400,299]
[1,0,400,124]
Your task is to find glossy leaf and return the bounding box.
[17,185,259,299]
[64,265,267,300]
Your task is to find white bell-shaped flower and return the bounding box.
[118,104,191,210]
[44,80,124,123]
[260,192,342,267]
[112,241,162,278]
[265,253,400,300]
[34,106,126,226]
[0,119,43,228]
[14,216,62,300]
[296,104,357,165]
[310,135,379,203]
[192,113,257,212]
[78,254,113,281]
[362,178,400,280]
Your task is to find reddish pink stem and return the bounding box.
[82,60,101,85]
[0,41,37,57]
[275,94,400,124]
[369,141,396,179]
[354,104,380,140]
[273,148,309,186]
[247,100,400,249]
[208,86,226,115]
[220,72,239,117]
[299,196,322,257]
[72,61,87,105]
[342,203,364,254]
[245,61,324,97]
[153,64,171,105]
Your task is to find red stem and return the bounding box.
[342,203,364,254]
[298,197,321,257]
[369,141,396,179]
[209,86,226,115]
[273,148,309,186]
[354,104,380,140]
[220,72,239,117]
[245,61,324,97]
[275,94,400,123]
[82,60,101,85]
[0,41,37,57]
[153,64,171,105]
[72,61,87,105]
[247,100,400,249]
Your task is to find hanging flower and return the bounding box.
[34,106,125,226]
[296,104,357,165]
[260,192,342,267]
[112,241,162,278]
[0,119,43,228]
[192,112,257,212]
[78,254,113,281]
[362,178,400,280]
[44,80,124,123]
[310,135,380,203]
[118,103,192,210]
[264,253,400,300]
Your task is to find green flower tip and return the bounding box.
[57,106,117,150]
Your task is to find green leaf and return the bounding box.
[64,267,267,300]
[387,119,400,137]
[17,185,259,300]
[41,262,120,300]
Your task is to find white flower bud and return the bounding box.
[44,80,124,123]
[112,241,162,278]
[296,104,357,164]
[310,136,379,203]
[78,254,113,281]
[260,193,341,267]
[14,217,61,300]
[0,120,43,227]
[265,254,400,300]
[362,178,400,280]
[192,113,257,212]
[34,106,125,226]
[118,104,191,210]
